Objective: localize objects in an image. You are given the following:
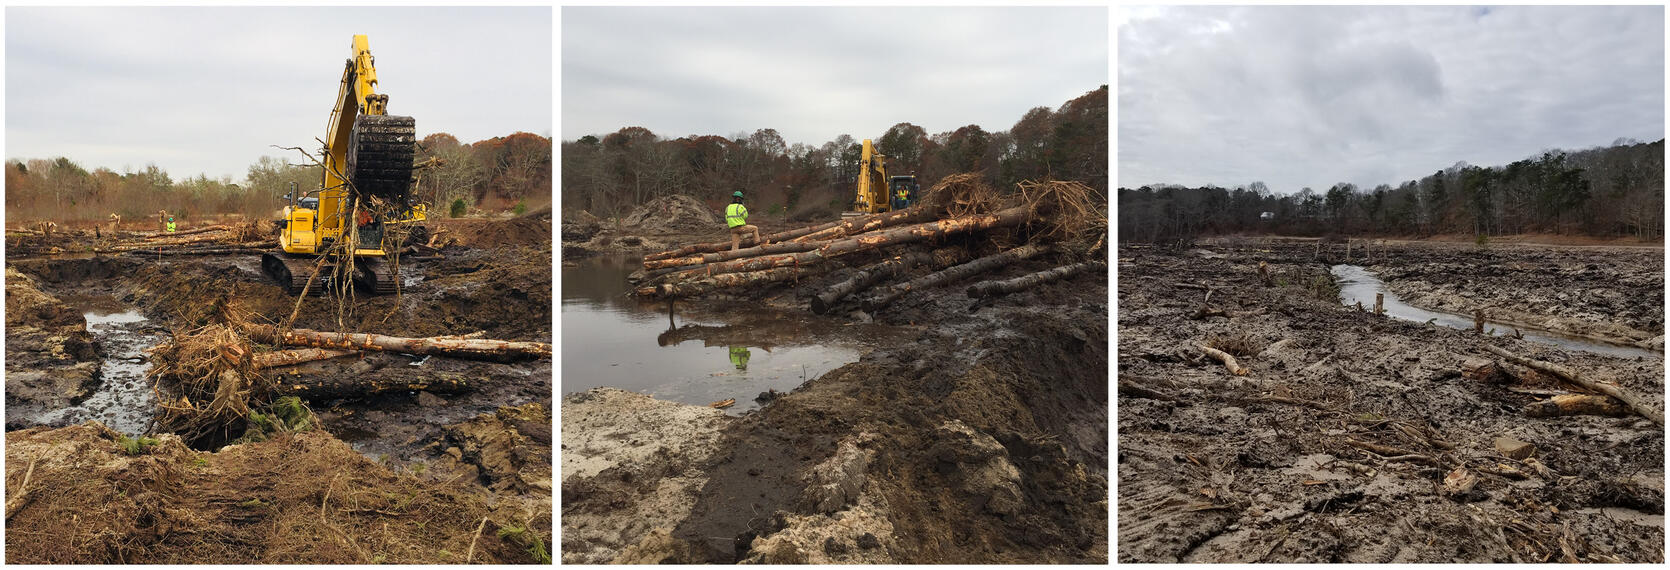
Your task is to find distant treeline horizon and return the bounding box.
[1119,138,1665,242]
[561,86,1108,220]
[5,131,552,224]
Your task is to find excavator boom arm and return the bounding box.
[319,35,389,231]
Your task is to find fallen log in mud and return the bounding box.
[811,251,933,314]
[650,207,1031,289]
[245,325,551,363]
[273,374,472,399]
[787,206,943,243]
[643,241,821,270]
[864,244,1051,311]
[1197,344,1249,376]
[142,225,230,239]
[1523,393,1632,419]
[1484,344,1663,425]
[966,260,1106,299]
[252,348,360,369]
[637,266,820,299]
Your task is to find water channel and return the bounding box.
[561,255,908,414]
[1331,264,1660,360]
[31,308,165,435]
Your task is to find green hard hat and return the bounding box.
[732,191,744,198]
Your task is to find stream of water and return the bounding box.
[561,255,906,414]
[1331,264,1659,360]
[33,309,164,435]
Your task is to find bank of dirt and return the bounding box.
[1118,241,1664,563]
[5,215,553,563]
[560,233,1109,563]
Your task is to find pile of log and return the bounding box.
[632,176,1107,314]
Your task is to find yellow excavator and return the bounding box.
[845,138,918,219]
[263,35,427,295]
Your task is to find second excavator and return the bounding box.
[263,34,427,295]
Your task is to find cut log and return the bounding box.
[120,247,267,257]
[643,215,862,262]
[1461,358,1510,384]
[1523,394,1632,419]
[662,206,1031,283]
[252,348,361,369]
[864,243,1051,311]
[1196,344,1249,376]
[966,260,1106,298]
[811,251,933,314]
[245,325,550,363]
[1483,344,1662,425]
[143,225,229,239]
[788,206,942,243]
[273,374,472,400]
[636,266,820,299]
[643,241,821,270]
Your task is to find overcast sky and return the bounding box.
[562,6,1107,146]
[1118,5,1665,193]
[6,7,551,182]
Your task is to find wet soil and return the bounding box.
[5,216,553,562]
[560,229,1109,563]
[1117,241,1664,563]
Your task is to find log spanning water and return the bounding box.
[1330,264,1659,360]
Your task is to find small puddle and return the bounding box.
[562,255,906,414]
[33,308,164,435]
[1332,265,1659,360]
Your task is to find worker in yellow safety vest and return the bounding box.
[726,190,763,251]
[166,217,176,233]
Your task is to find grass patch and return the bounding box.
[497,525,551,564]
[115,435,160,456]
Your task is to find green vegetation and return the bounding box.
[238,396,315,444]
[497,525,551,564]
[512,199,527,216]
[450,198,468,218]
[115,434,160,456]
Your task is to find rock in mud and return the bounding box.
[1494,436,1536,460]
[433,402,552,495]
[930,420,1026,516]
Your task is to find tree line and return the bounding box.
[5,131,552,224]
[561,86,1108,220]
[1119,139,1664,242]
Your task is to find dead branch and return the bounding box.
[1196,344,1249,376]
[1484,344,1662,425]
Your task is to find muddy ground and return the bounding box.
[560,210,1110,563]
[1117,240,1664,563]
[4,212,554,563]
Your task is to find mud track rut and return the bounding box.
[1117,242,1664,563]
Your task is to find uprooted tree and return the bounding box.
[631,173,1108,315]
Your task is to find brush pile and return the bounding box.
[633,175,1106,314]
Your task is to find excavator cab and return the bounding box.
[888,175,918,210]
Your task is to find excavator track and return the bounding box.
[262,252,341,296]
[346,114,416,202]
[353,257,399,295]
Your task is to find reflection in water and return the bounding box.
[1331,264,1659,360]
[562,254,896,414]
[729,345,751,372]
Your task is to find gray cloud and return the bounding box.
[6,7,551,181]
[562,6,1107,146]
[1118,6,1664,193]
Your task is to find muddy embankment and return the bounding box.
[561,195,804,263]
[561,219,1110,563]
[4,214,554,564]
[1118,241,1664,563]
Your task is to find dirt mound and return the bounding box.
[432,402,553,495]
[4,267,101,423]
[5,423,547,564]
[453,207,552,249]
[621,195,721,233]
